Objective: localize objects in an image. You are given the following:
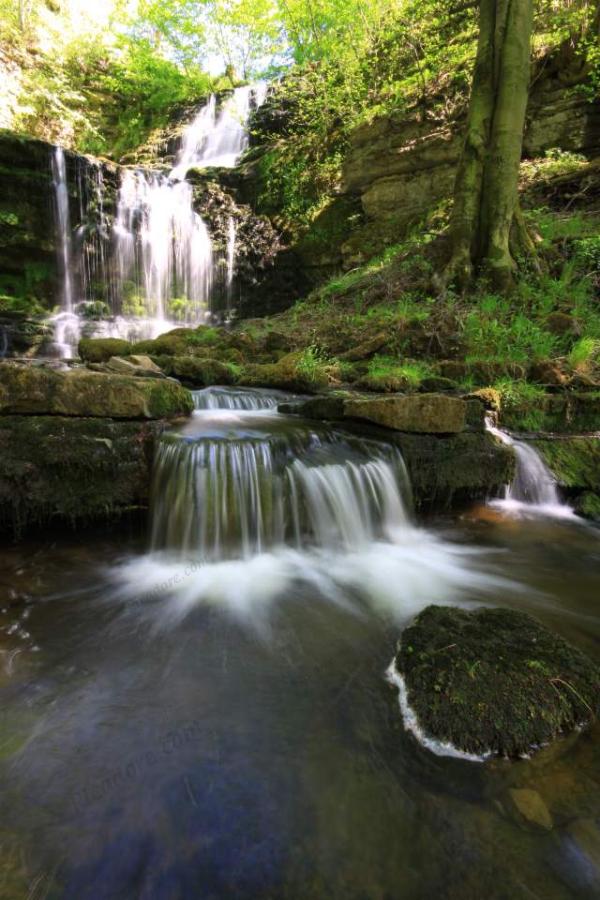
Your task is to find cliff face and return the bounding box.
[339,55,600,266]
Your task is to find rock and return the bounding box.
[500,391,600,433]
[343,394,475,433]
[395,432,515,510]
[508,789,553,831]
[394,606,600,758]
[419,376,458,392]
[154,356,238,387]
[576,492,600,521]
[529,360,569,387]
[79,338,131,363]
[240,351,330,393]
[438,360,469,381]
[464,388,502,412]
[338,333,389,362]
[0,415,161,536]
[263,330,291,353]
[0,312,51,357]
[105,355,164,378]
[0,364,193,419]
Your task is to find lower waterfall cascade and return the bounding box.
[111,388,516,629]
[48,84,268,357]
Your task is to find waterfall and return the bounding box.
[192,387,295,411]
[112,387,513,630]
[49,85,267,356]
[51,148,75,315]
[171,84,267,180]
[110,85,266,331]
[113,171,213,323]
[226,216,236,311]
[150,429,411,560]
[487,419,574,517]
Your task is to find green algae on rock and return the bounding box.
[393,606,600,759]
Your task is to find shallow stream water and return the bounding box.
[1,394,599,899]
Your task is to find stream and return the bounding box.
[1,390,599,899]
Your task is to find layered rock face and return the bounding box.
[339,57,600,264]
[0,362,193,534]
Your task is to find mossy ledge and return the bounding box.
[0,416,163,536]
[393,605,600,759]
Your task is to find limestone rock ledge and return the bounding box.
[0,363,194,534]
[0,363,194,419]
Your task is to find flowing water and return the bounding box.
[487,420,576,519]
[49,86,266,356]
[1,390,599,898]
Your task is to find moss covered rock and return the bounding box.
[154,355,238,387]
[0,364,193,419]
[240,351,330,393]
[0,415,161,535]
[78,338,131,363]
[532,436,600,520]
[394,605,600,758]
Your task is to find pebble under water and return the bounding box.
[1,391,599,899]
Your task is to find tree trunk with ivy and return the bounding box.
[440,0,535,291]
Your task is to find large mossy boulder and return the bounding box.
[394,606,600,758]
[0,364,193,419]
[344,394,483,433]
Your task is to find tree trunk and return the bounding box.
[439,0,534,291]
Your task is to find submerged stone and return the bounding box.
[0,363,193,419]
[394,605,600,759]
[508,788,553,831]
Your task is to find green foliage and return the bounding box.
[367,355,432,387]
[296,344,329,380]
[568,337,600,371]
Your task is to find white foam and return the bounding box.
[385,659,491,763]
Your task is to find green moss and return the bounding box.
[532,437,600,490]
[78,337,132,363]
[396,605,600,758]
[154,356,239,387]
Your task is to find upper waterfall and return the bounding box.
[49,84,268,356]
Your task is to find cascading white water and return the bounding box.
[226,216,237,311]
[192,386,294,410]
[111,85,267,332]
[150,427,411,560]
[113,389,513,637]
[51,148,74,315]
[113,171,213,323]
[49,85,267,356]
[487,419,574,517]
[171,84,267,180]
[50,147,82,358]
